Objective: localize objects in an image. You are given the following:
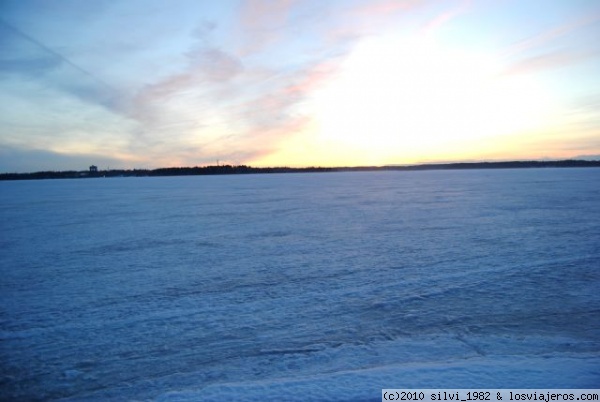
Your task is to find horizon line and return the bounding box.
[1,159,600,180]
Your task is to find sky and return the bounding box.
[1,0,599,172]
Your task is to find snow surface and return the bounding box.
[1,169,599,401]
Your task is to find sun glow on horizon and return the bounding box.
[256,34,562,167]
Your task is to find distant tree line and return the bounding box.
[360,160,600,171]
[1,160,598,181]
[0,165,335,180]
[149,165,335,176]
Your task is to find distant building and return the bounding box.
[89,165,98,173]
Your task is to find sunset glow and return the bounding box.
[1,0,599,171]
[311,37,555,164]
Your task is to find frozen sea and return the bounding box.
[1,168,599,401]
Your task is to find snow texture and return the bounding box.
[1,169,599,401]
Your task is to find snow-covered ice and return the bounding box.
[1,168,599,400]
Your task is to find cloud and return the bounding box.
[350,0,424,17]
[0,20,113,89]
[192,20,217,41]
[236,0,298,56]
[496,9,600,79]
[16,1,595,170]
[0,19,120,110]
[126,46,243,136]
[0,54,61,74]
[420,0,471,35]
[0,145,127,173]
[546,133,600,157]
[316,0,465,55]
[502,49,599,76]
[574,154,600,160]
[119,3,358,167]
[134,47,243,103]
[0,23,62,75]
[504,10,600,57]
[123,0,469,167]
[0,22,60,76]
[188,48,244,82]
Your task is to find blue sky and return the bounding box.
[1,0,599,172]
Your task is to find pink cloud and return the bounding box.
[419,0,471,35]
[127,46,243,126]
[239,0,296,29]
[502,49,599,76]
[235,0,299,56]
[124,0,491,167]
[324,0,424,41]
[201,58,343,165]
[350,0,425,17]
[187,48,243,82]
[124,41,344,167]
[498,10,600,76]
[236,114,313,166]
[321,0,467,49]
[285,59,341,95]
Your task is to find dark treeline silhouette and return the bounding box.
[351,159,600,171]
[0,165,335,180]
[150,165,335,176]
[1,160,599,181]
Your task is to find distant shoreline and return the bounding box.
[1,160,599,181]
